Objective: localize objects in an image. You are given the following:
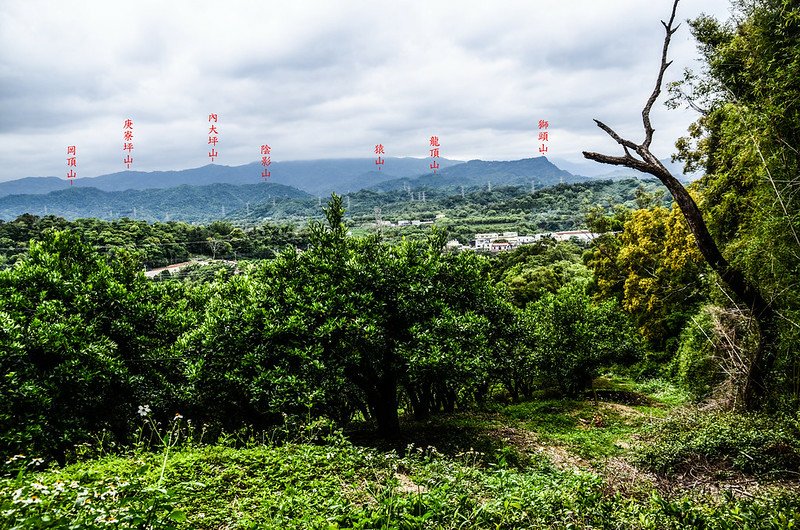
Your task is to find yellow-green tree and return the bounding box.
[587,203,707,352]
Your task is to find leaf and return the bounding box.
[169,509,187,522]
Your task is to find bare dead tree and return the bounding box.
[582,0,776,408]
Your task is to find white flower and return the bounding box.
[137,404,151,417]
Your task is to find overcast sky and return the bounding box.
[0,0,734,182]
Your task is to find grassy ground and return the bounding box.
[2,376,799,529]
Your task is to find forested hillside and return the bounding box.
[0,182,310,223]
[0,179,663,256]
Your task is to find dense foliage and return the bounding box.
[0,195,643,461]
[0,214,308,268]
[0,231,201,461]
[672,0,800,402]
[585,202,707,353]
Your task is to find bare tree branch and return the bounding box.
[643,1,680,149]
[593,119,639,151]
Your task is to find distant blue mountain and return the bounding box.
[370,156,585,191]
[0,157,463,198]
[0,176,66,197]
[0,156,599,222]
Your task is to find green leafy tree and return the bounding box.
[0,231,191,461]
[529,282,640,396]
[586,203,708,352]
[669,0,800,403]
[182,195,507,436]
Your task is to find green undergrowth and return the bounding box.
[633,410,800,478]
[485,375,690,462]
[3,440,799,530]
[3,377,798,529]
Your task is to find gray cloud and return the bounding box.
[0,0,733,181]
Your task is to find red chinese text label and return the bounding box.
[66,145,77,184]
[261,144,271,180]
[208,113,219,162]
[123,118,134,168]
[538,120,549,154]
[429,136,440,172]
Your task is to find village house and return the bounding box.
[473,230,599,252]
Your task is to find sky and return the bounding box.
[0,0,735,182]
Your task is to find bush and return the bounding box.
[634,410,800,477]
[0,231,194,463]
[528,283,641,396]
[672,307,724,398]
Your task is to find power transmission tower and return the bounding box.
[531,181,536,193]
[422,191,426,203]
[347,195,351,209]
[560,175,564,185]
[487,181,492,193]
[374,207,382,232]
[222,205,226,217]
[133,207,137,218]
[461,185,465,199]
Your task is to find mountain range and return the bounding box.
[0,158,462,198]
[0,183,309,223]
[0,156,680,222]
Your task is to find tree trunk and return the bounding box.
[581,0,777,409]
[443,388,456,413]
[742,313,779,408]
[372,379,400,438]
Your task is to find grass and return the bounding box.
[2,376,799,529]
[482,374,691,462]
[5,441,800,529]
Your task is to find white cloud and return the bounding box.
[0,0,733,181]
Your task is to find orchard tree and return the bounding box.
[529,282,640,396]
[0,231,189,461]
[184,195,507,437]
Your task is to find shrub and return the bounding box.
[673,307,724,398]
[528,283,641,396]
[633,410,800,477]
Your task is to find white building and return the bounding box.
[473,230,598,252]
[551,230,598,242]
[475,232,518,251]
